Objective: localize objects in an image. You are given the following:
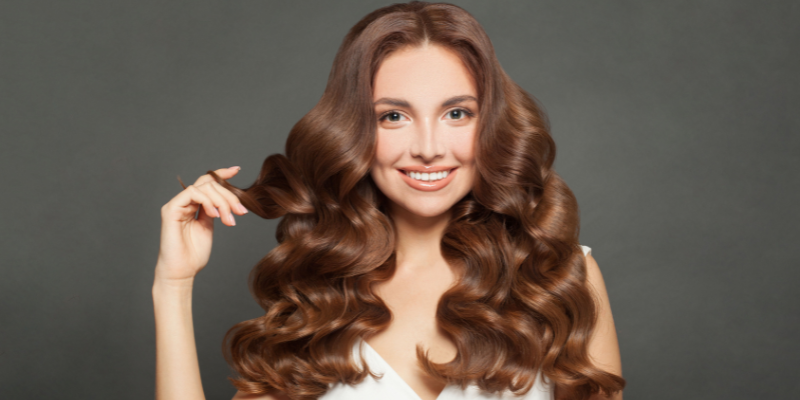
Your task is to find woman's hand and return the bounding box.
[154,166,248,284]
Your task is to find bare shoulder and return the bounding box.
[582,252,623,377]
[232,390,291,400]
[584,253,609,297]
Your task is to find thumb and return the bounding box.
[213,166,242,180]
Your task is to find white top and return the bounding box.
[320,245,592,400]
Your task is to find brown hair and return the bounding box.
[213,2,625,399]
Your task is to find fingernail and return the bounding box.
[229,213,236,226]
[229,166,241,170]
[238,204,248,214]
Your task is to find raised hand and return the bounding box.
[154,166,249,284]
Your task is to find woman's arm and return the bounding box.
[153,166,248,400]
[153,278,206,400]
[554,253,623,399]
[584,253,623,400]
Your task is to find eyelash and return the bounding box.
[378,108,476,122]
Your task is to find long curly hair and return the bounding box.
[212,2,625,399]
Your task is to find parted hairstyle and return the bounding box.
[210,2,625,399]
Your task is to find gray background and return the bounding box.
[1,1,798,399]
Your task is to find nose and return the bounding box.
[409,116,445,163]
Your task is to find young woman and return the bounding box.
[153,2,625,400]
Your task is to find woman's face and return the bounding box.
[370,44,478,219]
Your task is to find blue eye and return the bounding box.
[447,108,475,120]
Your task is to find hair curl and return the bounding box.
[211,2,625,399]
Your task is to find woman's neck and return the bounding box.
[388,203,452,274]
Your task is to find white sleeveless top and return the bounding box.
[319,245,593,400]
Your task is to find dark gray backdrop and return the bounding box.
[1,1,798,399]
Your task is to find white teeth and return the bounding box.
[405,170,449,182]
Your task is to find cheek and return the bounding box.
[450,131,476,163]
[373,131,402,167]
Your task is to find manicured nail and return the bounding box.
[229,213,236,225]
[238,204,248,214]
[229,166,241,171]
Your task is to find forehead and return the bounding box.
[372,44,477,102]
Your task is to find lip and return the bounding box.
[397,167,457,191]
[398,166,456,173]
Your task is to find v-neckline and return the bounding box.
[362,339,449,400]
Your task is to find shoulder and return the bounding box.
[582,249,605,295]
[579,246,623,376]
[579,246,609,317]
[575,245,605,297]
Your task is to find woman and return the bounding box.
[153,2,625,400]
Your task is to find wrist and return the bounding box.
[152,275,195,295]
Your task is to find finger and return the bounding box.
[195,203,216,229]
[165,185,220,220]
[196,182,236,226]
[194,166,241,186]
[210,181,248,216]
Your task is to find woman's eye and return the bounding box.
[380,111,405,122]
[446,108,474,120]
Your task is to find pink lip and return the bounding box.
[397,167,457,191]
[398,166,456,172]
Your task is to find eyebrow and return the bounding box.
[373,95,478,109]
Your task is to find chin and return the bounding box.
[411,208,450,218]
[395,200,454,218]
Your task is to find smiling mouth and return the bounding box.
[398,168,457,182]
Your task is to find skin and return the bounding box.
[154,44,621,400]
[582,253,624,400]
[365,43,479,400]
[154,166,250,400]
